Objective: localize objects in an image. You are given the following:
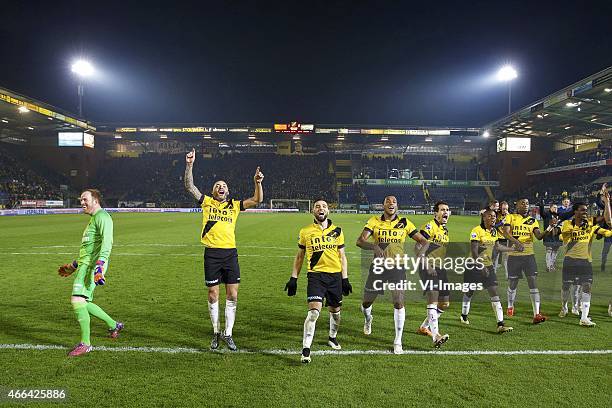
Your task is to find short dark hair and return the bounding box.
[434,200,449,212]
[83,188,102,203]
[488,199,499,206]
[572,202,587,212]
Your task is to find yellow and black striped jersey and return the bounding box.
[364,215,418,257]
[298,220,345,273]
[504,213,540,256]
[199,195,244,249]
[470,224,499,267]
[561,217,612,262]
[419,219,449,259]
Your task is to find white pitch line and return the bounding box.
[0,252,297,258]
[0,344,610,356]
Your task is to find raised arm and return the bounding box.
[184,149,203,202]
[538,201,546,221]
[603,188,611,227]
[242,167,264,209]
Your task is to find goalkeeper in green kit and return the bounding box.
[58,189,123,357]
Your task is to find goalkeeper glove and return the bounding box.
[94,260,106,286]
[58,260,78,277]
[284,277,298,296]
[342,278,353,296]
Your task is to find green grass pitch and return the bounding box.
[0,212,610,407]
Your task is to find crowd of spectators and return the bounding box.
[543,145,611,169]
[5,142,607,211]
[355,155,491,181]
[93,152,337,206]
[0,145,65,208]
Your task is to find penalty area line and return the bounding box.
[0,344,610,356]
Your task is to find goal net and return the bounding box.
[270,199,312,212]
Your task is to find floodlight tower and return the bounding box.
[71,60,94,117]
[497,65,518,115]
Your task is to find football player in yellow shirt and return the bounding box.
[285,200,351,363]
[356,195,430,353]
[415,201,451,348]
[184,148,264,351]
[502,198,551,324]
[462,209,517,333]
[555,191,611,326]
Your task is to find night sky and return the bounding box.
[1,1,611,126]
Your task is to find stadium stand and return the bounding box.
[0,144,67,207]
[92,152,337,206]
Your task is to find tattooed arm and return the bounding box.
[184,148,203,202]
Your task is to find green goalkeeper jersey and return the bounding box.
[78,208,113,266]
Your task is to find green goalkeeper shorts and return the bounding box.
[72,263,96,301]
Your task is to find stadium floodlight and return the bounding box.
[605,88,611,92]
[482,130,490,138]
[18,106,29,113]
[71,60,94,77]
[71,59,95,117]
[497,65,518,114]
[497,65,517,82]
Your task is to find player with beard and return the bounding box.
[416,201,451,348]
[356,195,431,353]
[461,208,517,333]
[285,200,351,363]
[502,198,552,323]
[184,148,264,351]
[555,190,611,325]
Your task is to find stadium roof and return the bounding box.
[0,86,95,143]
[483,66,612,144]
[94,122,483,147]
[0,84,484,148]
